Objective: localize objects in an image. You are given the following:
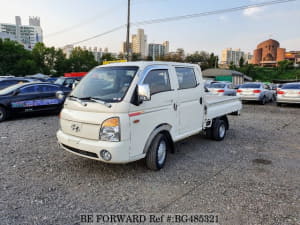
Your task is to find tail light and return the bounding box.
[277,91,285,95]
[253,90,261,93]
[217,90,225,93]
[237,89,242,93]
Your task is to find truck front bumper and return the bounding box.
[57,130,138,164]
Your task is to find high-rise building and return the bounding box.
[132,29,147,57]
[0,16,43,49]
[148,41,170,60]
[163,41,169,54]
[121,41,132,54]
[62,45,74,58]
[221,48,252,66]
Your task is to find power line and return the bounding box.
[70,25,126,45]
[131,0,296,26]
[69,0,296,45]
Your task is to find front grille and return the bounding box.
[62,144,98,158]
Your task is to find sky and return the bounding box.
[0,0,299,55]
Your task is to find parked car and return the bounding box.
[276,82,300,106]
[57,62,242,170]
[237,82,275,104]
[207,82,236,96]
[46,78,58,83]
[54,77,82,88]
[0,82,71,122]
[0,78,36,90]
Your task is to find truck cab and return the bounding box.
[57,62,242,170]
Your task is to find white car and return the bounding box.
[57,62,242,170]
[276,82,300,106]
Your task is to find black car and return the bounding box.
[54,77,82,88]
[0,78,36,90]
[0,82,71,122]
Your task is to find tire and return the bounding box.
[260,96,266,105]
[272,95,276,102]
[0,106,7,122]
[146,133,168,171]
[212,119,227,141]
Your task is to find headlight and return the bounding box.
[100,117,120,142]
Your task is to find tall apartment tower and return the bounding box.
[0,16,43,49]
[132,29,147,57]
[163,41,169,55]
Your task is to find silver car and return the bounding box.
[237,82,275,104]
[207,82,236,96]
[276,82,300,106]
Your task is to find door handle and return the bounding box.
[173,103,178,111]
[199,97,203,105]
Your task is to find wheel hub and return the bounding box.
[157,140,167,165]
[219,124,226,138]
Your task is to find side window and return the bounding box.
[143,69,171,95]
[39,85,60,92]
[175,67,197,89]
[19,85,38,94]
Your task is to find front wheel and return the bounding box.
[146,133,168,170]
[0,106,7,122]
[212,119,227,141]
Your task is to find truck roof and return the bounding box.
[97,61,200,70]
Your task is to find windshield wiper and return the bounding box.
[89,97,112,108]
[68,95,87,106]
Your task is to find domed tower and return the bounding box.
[252,39,286,67]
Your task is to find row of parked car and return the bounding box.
[0,76,82,122]
[205,81,300,106]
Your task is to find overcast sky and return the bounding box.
[0,0,299,55]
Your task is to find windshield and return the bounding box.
[282,83,300,89]
[209,83,226,88]
[240,83,261,88]
[54,78,65,85]
[71,66,138,102]
[0,84,22,95]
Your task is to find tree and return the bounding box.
[67,47,98,72]
[32,42,49,74]
[239,57,245,68]
[101,53,116,62]
[0,39,35,76]
[277,60,292,73]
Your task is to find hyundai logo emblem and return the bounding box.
[71,124,80,132]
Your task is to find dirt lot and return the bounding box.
[0,103,299,225]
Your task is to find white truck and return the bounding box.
[56,62,242,170]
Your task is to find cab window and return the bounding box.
[39,85,60,92]
[175,67,197,89]
[143,69,171,95]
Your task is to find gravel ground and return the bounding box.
[0,103,299,225]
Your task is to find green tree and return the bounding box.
[0,39,34,76]
[239,57,245,68]
[101,53,116,62]
[32,42,49,74]
[67,47,98,72]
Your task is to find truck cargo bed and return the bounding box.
[204,95,242,121]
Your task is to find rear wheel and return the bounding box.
[212,119,227,141]
[146,133,168,170]
[0,106,7,122]
[260,96,266,105]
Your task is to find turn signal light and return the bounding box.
[277,91,285,95]
[253,90,261,93]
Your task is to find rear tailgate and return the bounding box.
[204,95,242,120]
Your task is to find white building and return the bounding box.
[62,45,74,58]
[0,16,43,50]
[132,29,147,57]
[221,48,253,66]
[148,41,170,60]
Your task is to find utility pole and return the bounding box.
[126,0,131,61]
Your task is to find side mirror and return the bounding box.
[72,81,79,89]
[56,91,65,100]
[137,84,151,102]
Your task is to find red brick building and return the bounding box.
[252,39,286,67]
